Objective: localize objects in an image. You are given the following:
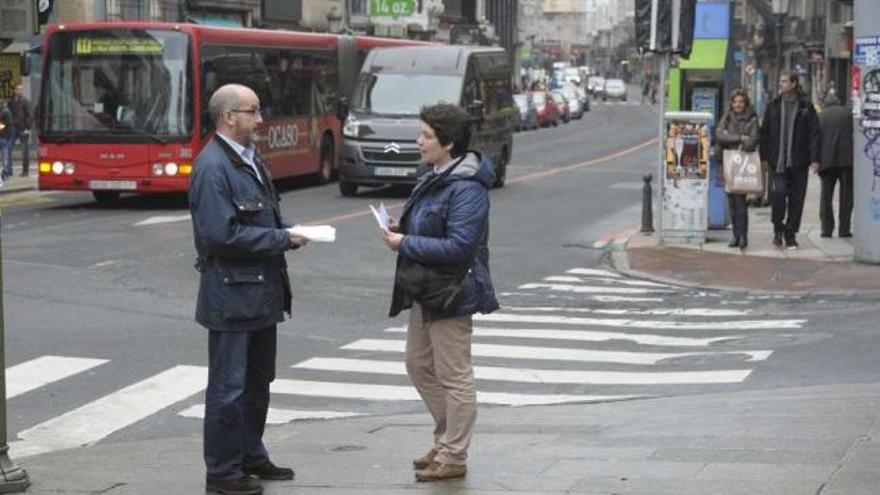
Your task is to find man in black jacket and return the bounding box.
[189,84,308,495]
[818,91,854,237]
[7,85,33,177]
[760,71,821,249]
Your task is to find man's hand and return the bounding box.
[810,161,820,174]
[387,216,400,233]
[289,233,309,247]
[381,229,403,251]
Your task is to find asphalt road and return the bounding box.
[3,92,880,460]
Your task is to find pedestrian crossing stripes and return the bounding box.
[4,265,810,459]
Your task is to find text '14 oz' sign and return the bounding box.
[370,0,415,17]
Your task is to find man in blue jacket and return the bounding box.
[189,84,307,495]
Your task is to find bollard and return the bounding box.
[0,213,30,493]
[641,174,655,233]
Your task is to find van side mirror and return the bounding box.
[336,96,349,120]
[467,100,485,123]
[20,53,31,77]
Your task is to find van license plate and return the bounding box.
[374,167,413,177]
[89,180,137,191]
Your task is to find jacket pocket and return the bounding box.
[232,197,268,224]
[219,266,270,322]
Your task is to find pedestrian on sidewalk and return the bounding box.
[818,90,854,238]
[759,71,821,249]
[7,84,33,177]
[189,84,308,495]
[716,89,760,250]
[381,103,499,482]
[0,100,12,182]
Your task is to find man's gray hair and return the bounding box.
[208,84,246,125]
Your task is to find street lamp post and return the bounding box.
[772,0,791,75]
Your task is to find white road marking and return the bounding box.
[544,276,671,288]
[178,405,364,424]
[566,268,621,278]
[475,313,806,330]
[342,339,772,365]
[501,306,752,316]
[294,357,753,385]
[271,378,636,406]
[134,214,192,227]
[11,365,207,458]
[6,356,109,399]
[383,326,736,347]
[592,295,665,302]
[519,283,672,294]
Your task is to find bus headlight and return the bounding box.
[63,163,76,175]
[39,162,51,174]
[164,162,178,176]
[179,164,193,175]
[52,161,64,175]
[152,163,164,176]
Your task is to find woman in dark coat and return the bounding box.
[380,103,499,482]
[716,89,761,249]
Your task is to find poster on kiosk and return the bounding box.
[661,112,713,244]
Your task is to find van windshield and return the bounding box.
[353,73,462,116]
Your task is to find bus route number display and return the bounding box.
[74,38,164,55]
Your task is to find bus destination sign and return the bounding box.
[74,38,164,55]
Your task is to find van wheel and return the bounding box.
[316,138,335,184]
[93,191,120,204]
[493,148,508,189]
[339,181,358,197]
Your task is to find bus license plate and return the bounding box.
[89,180,137,191]
[374,167,413,177]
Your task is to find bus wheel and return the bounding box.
[93,191,120,204]
[317,138,335,184]
[339,181,358,197]
[493,148,508,189]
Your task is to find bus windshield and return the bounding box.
[41,29,193,140]
[353,73,462,116]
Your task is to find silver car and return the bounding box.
[603,79,627,101]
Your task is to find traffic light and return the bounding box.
[634,0,697,57]
[0,0,39,39]
[38,0,55,25]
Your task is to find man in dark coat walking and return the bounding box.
[818,91,854,237]
[189,84,307,495]
[760,71,821,249]
[6,84,33,177]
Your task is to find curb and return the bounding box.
[606,233,880,298]
[0,184,38,196]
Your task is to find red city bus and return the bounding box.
[36,22,424,203]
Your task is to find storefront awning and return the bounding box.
[678,39,728,70]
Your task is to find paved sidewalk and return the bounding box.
[619,175,880,293]
[17,382,880,494]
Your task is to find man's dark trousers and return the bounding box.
[204,326,276,479]
[819,168,853,235]
[770,167,809,235]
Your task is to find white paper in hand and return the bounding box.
[288,225,336,243]
[369,202,390,231]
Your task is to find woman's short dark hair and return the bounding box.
[419,103,472,158]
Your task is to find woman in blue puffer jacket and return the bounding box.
[381,103,499,482]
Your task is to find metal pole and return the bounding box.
[657,53,668,245]
[0,213,30,493]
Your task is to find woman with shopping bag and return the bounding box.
[716,89,761,249]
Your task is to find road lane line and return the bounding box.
[501,306,753,316]
[519,283,672,294]
[592,295,665,302]
[271,378,636,406]
[11,365,207,458]
[134,214,192,227]
[6,356,109,399]
[294,357,753,385]
[566,268,621,278]
[178,405,364,424]
[543,276,672,288]
[342,339,772,365]
[382,326,738,347]
[475,313,806,330]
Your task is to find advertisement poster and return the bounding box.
[665,122,709,180]
[661,115,711,244]
[854,36,880,219]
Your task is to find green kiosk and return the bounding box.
[667,0,736,229]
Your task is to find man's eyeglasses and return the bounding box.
[229,108,262,117]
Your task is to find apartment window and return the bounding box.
[106,0,122,20]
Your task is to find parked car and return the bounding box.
[513,93,539,131]
[587,76,605,96]
[603,78,628,101]
[532,91,559,127]
[550,91,571,123]
[558,87,584,119]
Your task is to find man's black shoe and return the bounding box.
[772,232,783,247]
[839,231,853,238]
[206,475,263,495]
[242,460,295,481]
[785,234,798,249]
[820,232,832,238]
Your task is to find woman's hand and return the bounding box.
[381,229,404,251]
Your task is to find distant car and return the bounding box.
[603,78,627,101]
[563,67,581,86]
[587,76,605,96]
[558,88,584,119]
[513,93,539,131]
[550,91,571,123]
[531,91,559,127]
